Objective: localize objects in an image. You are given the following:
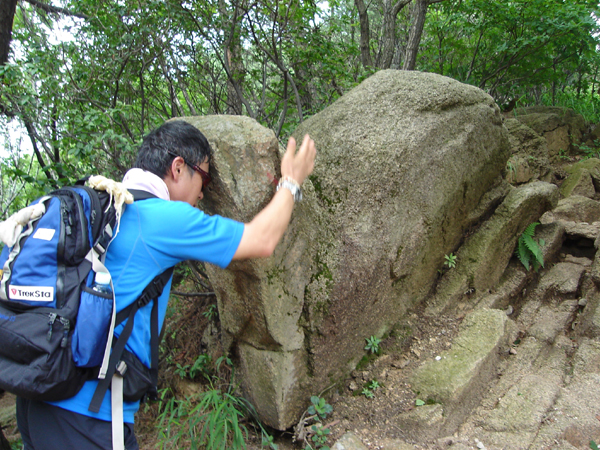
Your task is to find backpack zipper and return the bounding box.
[59,316,70,348]
[47,313,57,341]
[55,189,89,252]
[74,186,102,245]
[46,312,71,348]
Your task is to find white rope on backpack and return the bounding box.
[87,175,134,235]
[0,201,47,247]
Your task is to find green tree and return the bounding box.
[420,0,600,105]
[2,0,600,219]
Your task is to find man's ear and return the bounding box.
[169,156,186,181]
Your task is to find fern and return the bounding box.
[515,222,544,272]
[521,222,537,237]
[516,238,531,270]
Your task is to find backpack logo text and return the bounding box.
[8,285,53,301]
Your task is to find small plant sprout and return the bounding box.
[516,222,545,272]
[362,379,380,398]
[309,424,331,449]
[203,304,218,320]
[174,362,189,379]
[299,398,333,450]
[307,396,333,420]
[364,335,382,354]
[189,354,211,380]
[368,380,380,390]
[262,433,278,449]
[558,148,570,161]
[444,253,457,269]
[506,159,515,174]
[576,140,600,160]
[415,399,425,406]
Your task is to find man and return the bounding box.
[16,120,316,449]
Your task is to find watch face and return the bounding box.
[278,179,302,201]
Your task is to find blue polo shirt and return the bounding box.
[49,197,244,423]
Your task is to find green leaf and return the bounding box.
[523,222,539,237]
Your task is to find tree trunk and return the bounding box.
[0,0,18,66]
[356,0,411,69]
[403,0,446,70]
[221,0,245,116]
[379,4,397,68]
[378,0,412,69]
[403,0,428,70]
[354,0,373,68]
[225,45,244,115]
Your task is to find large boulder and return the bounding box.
[503,118,553,185]
[513,106,586,158]
[181,69,510,429]
[560,158,600,198]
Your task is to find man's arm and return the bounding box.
[232,134,316,260]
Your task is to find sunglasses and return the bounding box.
[167,150,212,190]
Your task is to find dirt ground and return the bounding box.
[135,277,466,450]
[279,312,463,450]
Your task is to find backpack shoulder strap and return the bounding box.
[88,266,174,414]
[128,189,158,201]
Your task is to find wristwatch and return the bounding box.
[277,177,302,202]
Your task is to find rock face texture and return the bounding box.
[427,181,559,314]
[180,69,511,429]
[512,106,586,157]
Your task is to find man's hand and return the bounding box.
[281,135,316,185]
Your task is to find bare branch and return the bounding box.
[23,0,88,19]
[171,291,216,298]
[23,119,58,188]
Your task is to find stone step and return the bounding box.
[400,308,517,440]
[529,338,600,449]
[452,335,569,449]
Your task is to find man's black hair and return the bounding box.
[134,120,212,178]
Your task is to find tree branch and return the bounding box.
[477,34,568,90]
[245,3,304,122]
[23,119,58,188]
[392,0,413,17]
[171,291,216,298]
[23,0,88,19]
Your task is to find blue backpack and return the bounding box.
[0,183,171,407]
